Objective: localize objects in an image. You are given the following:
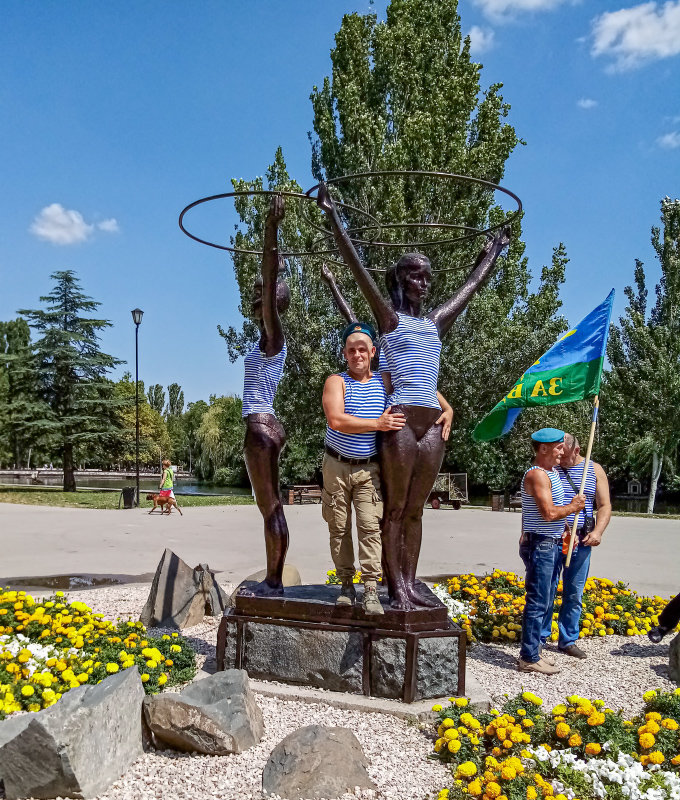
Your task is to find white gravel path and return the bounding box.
[4,583,676,800]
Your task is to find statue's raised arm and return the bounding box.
[321,262,356,325]
[261,194,286,357]
[317,183,397,335]
[428,226,511,338]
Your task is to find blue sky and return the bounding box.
[1,0,679,405]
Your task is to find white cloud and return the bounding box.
[591,0,680,71]
[468,25,496,54]
[29,204,119,245]
[472,0,570,21]
[577,98,598,109]
[97,218,119,233]
[657,131,680,148]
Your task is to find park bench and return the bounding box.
[287,485,322,505]
[509,492,522,511]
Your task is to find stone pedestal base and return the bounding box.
[216,583,465,703]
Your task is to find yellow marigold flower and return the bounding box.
[527,787,538,800]
[443,718,455,728]
[468,780,483,796]
[568,734,582,747]
[438,790,450,800]
[643,690,657,702]
[105,663,119,674]
[555,794,567,800]
[434,737,446,752]
[671,755,680,766]
[486,783,502,799]
[522,720,534,729]
[639,732,655,749]
[645,720,660,734]
[645,712,662,721]
[500,766,516,781]
[456,698,469,707]
[448,739,462,754]
[555,723,570,739]
[141,673,150,683]
[649,751,665,765]
[444,729,458,740]
[146,660,158,669]
[502,740,513,750]
[661,718,679,730]
[552,705,567,716]
[157,674,167,686]
[456,762,477,778]
[432,704,443,712]
[587,712,605,726]
[585,742,601,755]
[21,685,35,697]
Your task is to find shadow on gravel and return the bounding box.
[468,643,519,672]
[610,642,667,658]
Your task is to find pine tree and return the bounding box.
[18,271,123,491]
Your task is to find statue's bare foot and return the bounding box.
[247,579,284,597]
[388,584,416,611]
[406,583,441,608]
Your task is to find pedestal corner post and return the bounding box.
[457,627,467,697]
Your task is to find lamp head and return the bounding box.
[131,308,144,326]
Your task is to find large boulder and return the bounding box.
[140,548,229,628]
[0,667,144,800]
[262,725,375,799]
[669,633,680,684]
[143,668,263,754]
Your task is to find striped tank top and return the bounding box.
[379,312,442,409]
[325,372,386,458]
[521,466,566,538]
[241,341,287,417]
[559,461,597,528]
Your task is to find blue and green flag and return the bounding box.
[473,290,615,441]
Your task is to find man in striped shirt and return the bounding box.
[553,433,612,659]
[322,322,406,614]
[518,429,586,674]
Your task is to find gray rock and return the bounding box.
[669,633,680,684]
[414,636,459,700]
[371,637,406,699]
[228,564,302,606]
[262,724,374,799]
[0,667,144,800]
[143,669,263,754]
[242,623,364,693]
[140,548,228,628]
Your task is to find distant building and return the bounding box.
[627,479,642,496]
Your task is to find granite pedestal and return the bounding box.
[216,582,465,703]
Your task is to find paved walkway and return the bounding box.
[0,503,676,597]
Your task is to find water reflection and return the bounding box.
[0,474,250,497]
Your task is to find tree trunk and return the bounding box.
[647,448,663,514]
[63,441,76,492]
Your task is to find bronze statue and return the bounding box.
[318,184,510,610]
[241,195,291,596]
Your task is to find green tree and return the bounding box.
[147,384,165,415]
[113,374,171,468]
[166,383,184,417]
[221,0,567,485]
[18,271,122,491]
[194,395,247,484]
[602,198,680,513]
[183,399,209,474]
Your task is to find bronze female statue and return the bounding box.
[318,184,510,610]
[241,195,291,596]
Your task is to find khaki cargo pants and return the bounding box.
[321,453,383,582]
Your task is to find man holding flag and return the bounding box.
[473,289,615,669]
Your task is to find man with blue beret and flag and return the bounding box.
[518,428,585,674]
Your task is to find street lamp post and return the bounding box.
[131,309,144,506]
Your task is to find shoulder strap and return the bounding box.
[559,465,580,494]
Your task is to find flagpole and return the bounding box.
[565,395,599,568]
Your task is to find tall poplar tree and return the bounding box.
[603,197,680,513]
[222,0,568,486]
[18,271,122,491]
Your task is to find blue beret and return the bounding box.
[531,428,565,443]
[341,321,376,344]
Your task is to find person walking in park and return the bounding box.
[159,459,175,499]
[241,195,291,597]
[518,428,585,675]
[552,432,612,659]
[322,321,405,615]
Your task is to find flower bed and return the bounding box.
[432,689,680,800]
[433,571,672,644]
[0,588,196,717]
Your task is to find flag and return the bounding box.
[473,290,615,441]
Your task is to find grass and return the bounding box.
[0,486,254,509]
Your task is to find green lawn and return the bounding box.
[0,486,254,509]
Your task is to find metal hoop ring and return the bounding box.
[178,189,381,258]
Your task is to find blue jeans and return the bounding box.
[540,542,591,648]
[519,535,563,662]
